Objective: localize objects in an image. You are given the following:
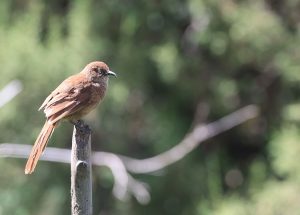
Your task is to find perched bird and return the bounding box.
[25,61,116,174]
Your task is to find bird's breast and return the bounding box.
[90,81,107,101]
[81,82,106,114]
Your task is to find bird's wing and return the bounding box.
[39,74,80,111]
[40,74,91,124]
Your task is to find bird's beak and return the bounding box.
[108,71,117,77]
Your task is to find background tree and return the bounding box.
[0,0,300,214]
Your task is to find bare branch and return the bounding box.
[0,105,258,204]
[92,152,150,204]
[118,105,259,173]
[0,80,23,108]
[0,143,150,204]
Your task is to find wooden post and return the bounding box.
[71,120,92,215]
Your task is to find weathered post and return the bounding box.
[71,120,92,215]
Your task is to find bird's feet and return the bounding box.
[70,119,84,127]
[70,120,91,133]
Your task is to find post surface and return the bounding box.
[71,121,92,215]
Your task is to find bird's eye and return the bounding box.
[98,68,107,75]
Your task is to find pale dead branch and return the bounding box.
[119,105,259,173]
[0,105,259,204]
[0,80,23,108]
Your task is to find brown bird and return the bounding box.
[25,61,116,174]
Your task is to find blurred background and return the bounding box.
[0,0,300,214]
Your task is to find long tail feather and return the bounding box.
[25,121,57,174]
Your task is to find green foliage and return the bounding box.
[0,0,300,214]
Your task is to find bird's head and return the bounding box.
[82,61,117,82]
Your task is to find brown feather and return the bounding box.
[25,121,57,174]
[47,101,83,124]
[25,61,112,174]
[44,88,92,123]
